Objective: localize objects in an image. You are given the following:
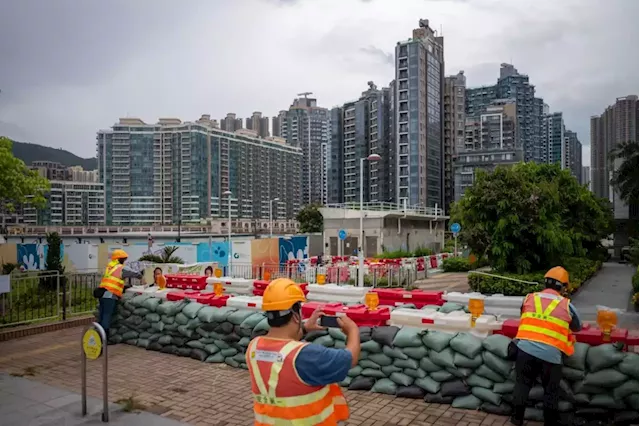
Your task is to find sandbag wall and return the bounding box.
[108,293,639,425]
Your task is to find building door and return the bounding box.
[365,236,378,257]
[329,237,338,256]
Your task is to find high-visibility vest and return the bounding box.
[246,337,349,426]
[515,289,575,356]
[99,260,125,297]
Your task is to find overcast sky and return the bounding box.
[0,0,637,166]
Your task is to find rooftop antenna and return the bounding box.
[297,92,312,99]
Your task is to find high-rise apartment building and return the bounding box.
[394,19,444,209]
[454,99,521,200]
[466,64,544,163]
[23,180,105,226]
[31,161,69,181]
[542,111,565,165]
[282,96,330,205]
[272,110,287,138]
[97,115,302,225]
[245,111,270,138]
[582,166,591,190]
[328,82,392,205]
[564,130,582,184]
[220,113,243,132]
[444,71,466,212]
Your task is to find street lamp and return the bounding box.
[223,190,232,275]
[269,197,280,238]
[358,153,382,287]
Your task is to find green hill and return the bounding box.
[11,141,97,170]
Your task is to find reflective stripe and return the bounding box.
[100,261,125,297]
[517,291,574,356]
[517,324,571,344]
[520,312,569,329]
[254,402,336,425]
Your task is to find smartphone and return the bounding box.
[319,315,340,328]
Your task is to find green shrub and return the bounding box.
[1,262,20,275]
[633,269,639,293]
[413,246,434,257]
[442,257,472,272]
[374,249,413,259]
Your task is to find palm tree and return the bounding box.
[610,140,639,207]
[138,246,184,264]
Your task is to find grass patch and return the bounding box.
[116,393,146,413]
[10,366,38,377]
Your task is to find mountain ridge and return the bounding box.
[10,141,97,170]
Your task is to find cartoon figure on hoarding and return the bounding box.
[204,266,214,277]
[153,267,164,287]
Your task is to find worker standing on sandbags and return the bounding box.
[246,278,360,426]
[510,266,582,426]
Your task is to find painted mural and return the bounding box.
[196,242,229,266]
[251,238,280,265]
[279,236,308,264]
[99,243,199,272]
[16,243,65,271]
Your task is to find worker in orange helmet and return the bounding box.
[246,278,360,426]
[94,249,142,337]
[510,266,582,426]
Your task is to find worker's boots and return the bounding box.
[509,406,525,425]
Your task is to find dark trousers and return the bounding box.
[512,348,562,426]
[98,297,118,335]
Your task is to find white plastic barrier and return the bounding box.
[443,292,524,318]
[126,286,173,300]
[389,308,504,338]
[227,295,263,311]
[206,277,253,295]
[306,284,369,305]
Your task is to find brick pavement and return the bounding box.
[0,327,542,426]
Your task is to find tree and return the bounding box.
[42,232,65,290]
[0,137,50,214]
[138,246,184,264]
[450,162,613,274]
[610,140,639,207]
[296,204,323,233]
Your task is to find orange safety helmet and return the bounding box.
[262,278,307,312]
[545,266,569,286]
[111,249,129,261]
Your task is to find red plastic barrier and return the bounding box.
[495,318,520,338]
[165,274,207,290]
[574,327,628,346]
[441,253,448,260]
[335,304,391,327]
[627,330,639,347]
[373,288,444,308]
[207,295,231,307]
[253,280,308,296]
[301,302,343,319]
[429,256,438,269]
[166,290,202,301]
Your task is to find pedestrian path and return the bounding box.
[0,373,188,426]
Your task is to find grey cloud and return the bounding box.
[359,46,394,66]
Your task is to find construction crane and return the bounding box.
[297,91,313,98]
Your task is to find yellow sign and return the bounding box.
[213,282,224,297]
[214,268,223,278]
[365,292,379,311]
[82,328,103,360]
[317,274,326,285]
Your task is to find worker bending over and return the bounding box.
[246,278,360,425]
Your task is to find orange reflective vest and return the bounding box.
[99,260,125,297]
[515,289,575,356]
[246,337,349,426]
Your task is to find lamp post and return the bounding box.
[269,197,280,238]
[358,153,382,287]
[223,190,232,275]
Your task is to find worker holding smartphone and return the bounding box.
[246,278,361,426]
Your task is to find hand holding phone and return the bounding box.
[319,315,340,328]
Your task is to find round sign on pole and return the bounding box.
[450,222,461,234]
[338,229,347,241]
[82,328,103,360]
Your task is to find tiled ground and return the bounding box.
[0,327,539,426]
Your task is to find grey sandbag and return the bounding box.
[573,381,606,395]
[361,368,387,379]
[467,374,493,389]
[626,394,639,410]
[480,402,512,416]
[122,331,139,340]
[161,315,175,325]
[524,408,544,422]
[136,339,150,349]
[424,392,454,404]
[156,300,186,316]
[430,370,454,382]
[586,343,625,372]
[396,385,426,399]
[482,334,512,359]
[227,309,254,325]
[146,313,161,322]
[348,376,375,391]
[240,312,265,330]
[190,349,208,362]
[181,301,204,319]
[446,367,472,379]
[141,297,161,311]
[454,352,483,369]
[171,336,186,346]
[359,360,381,370]
[574,393,590,405]
[199,337,216,344]
[176,347,191,357]
[475,365,505,383]
[216,322,233,335]
[389,372,413,386]
[222,333,240,343]
[220,348,238,358]
[158,335,172,345]
[359,351,370,360]
[177,325,194,339]
[214,339,230,349]
[197,306,218,323]
[561,366,585,382]
[613,380,639,400]
[210,306,238,323]
[402,346,428,360]
[439,302,464,313]
[441,380,471,397]
[347,366,363,377]
[333,341,346,349]
[186,340,205,349]
[109,335,123,344]
[419,357,441,373]
[205,353,225,363]
[238,337,251,347]
[428,347,456,369]
[361,340,382,353]
[618,352,639,377]
[137,332,151,339]
[396,303,416,309]
[147,342,163,351]
[138,320,151,330]
[404,368,427,379]
[422,331,455,352]
[130,294,150,306]
[615,411,640,425]
[451,394,482,409]
[392,327,424,347]
[493,381,515,394]
[472,387,501,406]
[195,327,211,338]
[359,326,372,342]
[564,342,589,371]
[449,333,483,359]
[204,344,220,354]
[339,376,352,387]
[160,345,177,354]
[232,352,246,364]
[393,358,419,370]
[313,335,334,347]
[383,346,408,360]
[328,328,346,341]
[304,330,328,342]
[368,353,393,366]
[371,378,398,395]
[590,394,625,410]
[371,326,400,347]
[381,365,403,376]
[133,307,150,316]
[559,379,575,403]
[528,385,544,401]
[583,369,628,388]
[253,317,270,334]
[151,322,165,332]
[175,312,189,325]
[225,357,240,368]
[482,351,512,378]
[415,376,441,394]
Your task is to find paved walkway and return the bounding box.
[0,373,188,426]
[0,327,531,426]
[415,272,469,292]
[571,262,638,329]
